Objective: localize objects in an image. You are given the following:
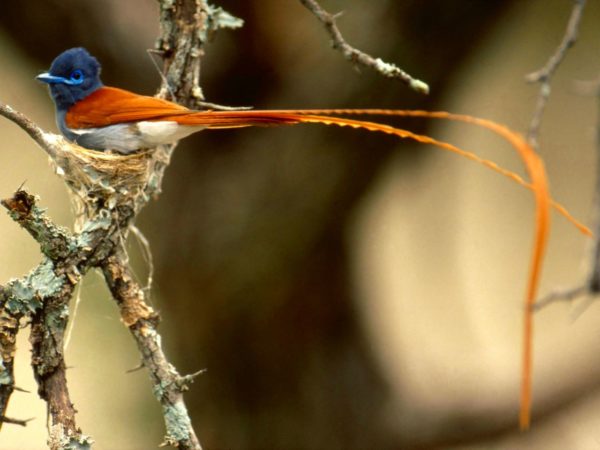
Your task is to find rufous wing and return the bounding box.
[65,86,305,129]
[65,87,193,128]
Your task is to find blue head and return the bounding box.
[37,47,103,112]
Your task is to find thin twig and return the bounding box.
[299,0,429,94]
[534,78,600,311]
[12,386,30,393]
[526,0,587,148]
[125,362,145,374]
[534,285,587,310]
[195,100,252,111]
[178,369,207,391]
[0,415,34,426]
[0,104,65,159]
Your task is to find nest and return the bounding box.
[47,139,174,229]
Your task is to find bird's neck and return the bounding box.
[55,109,80,143]
[50,81,103,113]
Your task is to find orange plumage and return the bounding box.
[65,87,303,129]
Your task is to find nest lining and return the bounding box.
[48,140,173,226]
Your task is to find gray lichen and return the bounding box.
[205,3,244,33]
[49,424,94,450]
[44,303,69,330]
[5,259,64,315]
[76,213,112,247]
[0,361,12,386]
[163,401,193,444]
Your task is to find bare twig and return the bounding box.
[535,78,600,311]
[125,362,145,374]
[0,415,33,426]
[195,100,252,111]
[534,285,587,310]
[299,0,429,94]
[526,0,587,148]
[0,104,66,159]
[178,369,207,390]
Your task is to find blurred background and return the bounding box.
[1,0,600,449]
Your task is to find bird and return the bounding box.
[35,48,590,433]
[37,47,409,154]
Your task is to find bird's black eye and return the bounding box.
[68,69,84,85]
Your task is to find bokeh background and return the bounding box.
[1,0,600,449]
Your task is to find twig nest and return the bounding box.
[46,136,174,225]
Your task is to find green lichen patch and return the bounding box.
[5,260,64,315]
[163,401,192,444]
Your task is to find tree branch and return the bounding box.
[101,251,202,450]
[155,0,243,108]
[526,0,587,149]
[0,190,98,449]
[535,78,600,310]
[529,1,592,312]
[0,169,143,449]
[0,415,33,426]
[0,294,19,433]
[1,190,73,260]
[0,103,68,159]
[299,0,429,94]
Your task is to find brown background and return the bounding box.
[1,1,600,449]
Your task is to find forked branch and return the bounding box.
[526,0,587,148]
[299,0,429,94]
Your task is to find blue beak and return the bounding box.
[36,73,68,84]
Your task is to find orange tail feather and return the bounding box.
[181,107,587,429]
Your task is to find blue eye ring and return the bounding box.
[67,69,84,85]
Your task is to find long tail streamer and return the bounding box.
[193,107,591,429]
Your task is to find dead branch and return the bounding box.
[526,0,587,149]
[299,0,429,94]
[0,298,18,433]
[0,186,114,449]
[0,415,33,426]
[101,250,202,449]
[535,78,600,310]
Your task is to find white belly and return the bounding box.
[67,121,206,154]
[136,121,205,146]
